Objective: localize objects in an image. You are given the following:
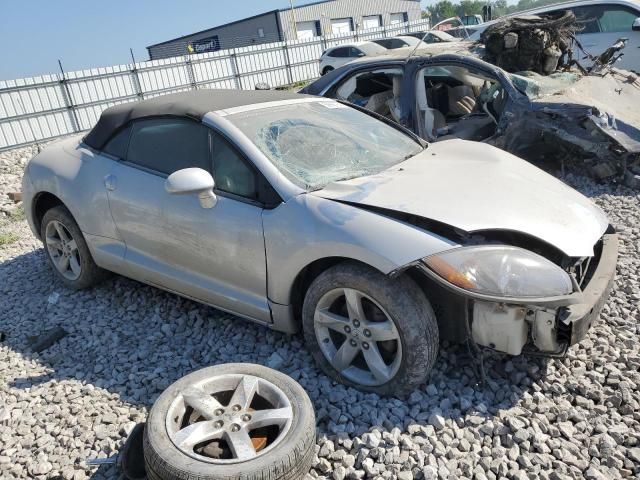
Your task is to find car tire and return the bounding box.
[143,364,316,480]
[302,262,439,396]
[322,66,334,76]
[40,205,107,290]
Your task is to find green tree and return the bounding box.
[457,0,485,17]
[423,0,569,23]
[426,0,458,24]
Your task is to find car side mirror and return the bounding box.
[633,18,640,31]
[165,168,217,209]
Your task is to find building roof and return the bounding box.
[83,89,313,150]
[147,9,281,49]
[147,0,422,51]
[146,0,338,50]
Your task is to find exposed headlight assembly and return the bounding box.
[423,246,573,298]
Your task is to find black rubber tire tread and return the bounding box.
[40,205,108,290]
[143,363,316,480]
[302,261,439,396]
[321,66,334,75]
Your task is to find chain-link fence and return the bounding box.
[0,19,430,152]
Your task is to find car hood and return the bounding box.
[312,140,609,257]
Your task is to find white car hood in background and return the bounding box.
[313,140,609,257]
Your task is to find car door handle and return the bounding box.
[104,174,117,191]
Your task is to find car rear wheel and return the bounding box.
[41,206,107,290]
[302,262,439,396]
[143,364,316,480]
[322,66,334,75]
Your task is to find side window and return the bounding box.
[329,47,348,58]
[570,5,637,34]
[597,7,638,32]
[103,126,132,158]
[210,133,257,200]
[126,118,210,175]
[350,47,365,57]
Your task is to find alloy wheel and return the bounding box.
[314,288,402,386]
[45,220,82,281]
[165,374,293,464]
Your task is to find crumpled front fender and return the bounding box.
[263,194,459,306]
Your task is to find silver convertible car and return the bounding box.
[22,90,618,395]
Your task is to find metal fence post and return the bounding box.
[230,49,242,90]
[129,48,145,99]
[58,60,81,132]
[282,41,294,85]
[185,55,198,90]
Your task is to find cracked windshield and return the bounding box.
[228,100,424,190]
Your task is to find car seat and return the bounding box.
[448,85,477,116]
[365,90,393,117]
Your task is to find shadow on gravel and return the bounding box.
[2,246,553,476]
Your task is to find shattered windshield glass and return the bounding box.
[227,101,423,191]
[510,71,581,99]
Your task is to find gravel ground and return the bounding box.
[1,144,639,480]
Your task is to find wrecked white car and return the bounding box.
[23,90,617,395]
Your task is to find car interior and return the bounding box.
[332,65,508,142]
[334,68,404,122]
[415,65,508,142]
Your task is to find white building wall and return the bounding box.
[278,0,422,40]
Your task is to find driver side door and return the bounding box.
[105,117,271,323]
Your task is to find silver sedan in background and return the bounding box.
[22,90,617,395]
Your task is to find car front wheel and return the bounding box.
[302,262,439,396]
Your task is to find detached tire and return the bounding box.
[143,364,316,480]
[302,262,439,396]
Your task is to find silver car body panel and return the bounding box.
[105,161,271,323]
[263,193,459,305]
[313,139,609,258]
[24,135,125,268]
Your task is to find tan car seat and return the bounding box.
[448,85,477,116]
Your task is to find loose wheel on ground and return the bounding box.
[143,363,316,480]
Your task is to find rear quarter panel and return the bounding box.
[26,136,120,241]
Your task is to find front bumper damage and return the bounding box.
[417,233,618,356]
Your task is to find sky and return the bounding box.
[0,0,465,80]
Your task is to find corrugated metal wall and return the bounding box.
[279,0,423,39]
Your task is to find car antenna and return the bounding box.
[407,16,471,62]
[406,31,430,62]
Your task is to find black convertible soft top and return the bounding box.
[83,89,311,150]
